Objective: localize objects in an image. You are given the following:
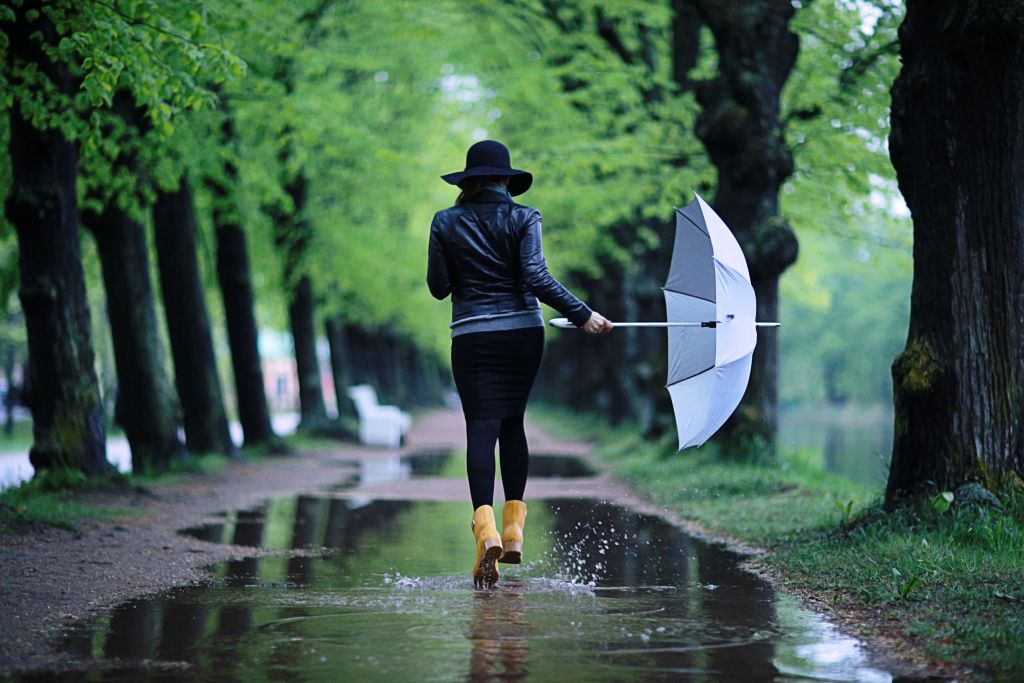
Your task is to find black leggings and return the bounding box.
[466,413,529,509]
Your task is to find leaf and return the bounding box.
[930,491,954,513]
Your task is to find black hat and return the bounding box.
[441,140,533,196]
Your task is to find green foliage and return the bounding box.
[1,0,242,135]
[1,0,917,416]
[780,0,910,406]
[931,490,954,513]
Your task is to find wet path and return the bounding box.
[34,449,893,681]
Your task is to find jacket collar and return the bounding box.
[468,187,514,204]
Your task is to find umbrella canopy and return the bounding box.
[547,193,776,450]
[665,194,758,450]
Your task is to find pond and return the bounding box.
[779,403,892,487]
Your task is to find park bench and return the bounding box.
[346,384,411,449]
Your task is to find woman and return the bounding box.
[427,140,612,589]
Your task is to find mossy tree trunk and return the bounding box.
[688,0,800,458]
[205,108,281,450]
[81,97,184,474]
[4,3,109,475]
[885,0,1024,505]
[153,176,237,457]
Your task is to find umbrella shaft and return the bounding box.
[610,322,706,327]
[547,317,780,329]
[610,321,781,327]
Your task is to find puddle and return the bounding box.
[42,495,893,682]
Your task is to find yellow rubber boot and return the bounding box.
[500,500,528,564]
[472,505,503,589]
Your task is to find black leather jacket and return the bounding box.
[427,188,592,327]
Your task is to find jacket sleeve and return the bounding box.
[426,214,452,300]
[519,210,593,327]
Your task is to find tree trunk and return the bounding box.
[81,95,182,474]
[259,54,330,433]
[885,0,1024,505]
[325,316,358,424]
[205,109,281,450]
[4,346,17,438]
[688,0,800,458]
[83,203,184,474]
[288,272,329,430]
[153,176,237,457]
[5,5,108,474]
[268,137,330,432]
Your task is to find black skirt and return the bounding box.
[451,327,545,420]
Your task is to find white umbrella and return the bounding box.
[550,194,778,450]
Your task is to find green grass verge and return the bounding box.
[2,450,247,529]
[529,403,1024,678]
[0,469,132,530]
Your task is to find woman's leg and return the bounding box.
[466,417,502,509]
[498,412,529,501]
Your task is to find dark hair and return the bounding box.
[456,175,509,205]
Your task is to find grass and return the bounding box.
[0,468,133,531]
[530,403,1024,678]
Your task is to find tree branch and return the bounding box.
[594,6,635,65]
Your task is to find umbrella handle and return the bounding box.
[548,318,781,329]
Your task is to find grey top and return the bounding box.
[450,308,544,338]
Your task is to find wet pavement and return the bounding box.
[23,449,895,681]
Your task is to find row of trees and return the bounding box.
[1,1,447,474]
[1,0,1020,504]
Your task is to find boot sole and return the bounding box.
[475,544,503,589]
[499,542,522,564]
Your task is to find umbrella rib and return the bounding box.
[662,286,715,304]
[677,209,710,237]
[666,363,715,387]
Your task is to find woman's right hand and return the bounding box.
[581,311,614,334]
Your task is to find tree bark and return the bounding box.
[82,94,183,473]
[4,4,109,475]
[287,271,329,429]
[83,202,184,473]
[153,176,237,457]
[325,316,358,424]
[204,109,281,450]
[885,0,1024,505]
[268,133,330,431]
[3,346,16,438]
[688,0,800,458]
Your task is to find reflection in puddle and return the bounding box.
[47,494,893,682]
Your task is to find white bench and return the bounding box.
[346,384,411,449]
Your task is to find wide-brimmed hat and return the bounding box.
[441,139,533,196]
